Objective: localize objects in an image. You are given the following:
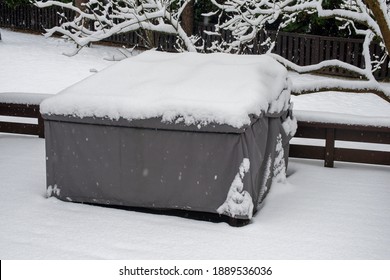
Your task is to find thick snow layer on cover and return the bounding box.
[40,51,290,128]
[292,91,390,127]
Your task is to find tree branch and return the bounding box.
[363,0,390,55]
[292,79,390,103]
[269,53,370,79]
[35,0,197,53]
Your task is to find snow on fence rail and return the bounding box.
[0,1,389,80]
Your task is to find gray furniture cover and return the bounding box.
[42,51,295,221]
[43,109,293,221]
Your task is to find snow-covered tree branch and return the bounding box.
[34,0,199,53]
[208,0,390,101]
[33,0,390,101]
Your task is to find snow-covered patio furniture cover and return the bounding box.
[41,51,295,221]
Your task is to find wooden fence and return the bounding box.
[290,121,390,167]
[1,1,389,80]
[1,99,389,167]
[0,102,44,138]
[0,1,69,32]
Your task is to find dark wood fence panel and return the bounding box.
[0,2,76,32]
[0,103,44,138]
[290,121,390,167]
[0,121,41,136]
[289,145,325,161]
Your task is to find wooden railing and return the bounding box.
[289,121,390,167]
[1,1,389,80]
[1,96,389,167]
[0,103,44,138]
[0,93,50,138]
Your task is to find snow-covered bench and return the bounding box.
[0,92,51,138]
[290,92,390,167]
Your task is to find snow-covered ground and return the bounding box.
[0,28,389,259]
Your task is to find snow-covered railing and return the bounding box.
[0,93,51,138]
[290,121,390,167]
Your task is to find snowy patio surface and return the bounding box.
[0,29,390,259]
[1,134,389,259]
